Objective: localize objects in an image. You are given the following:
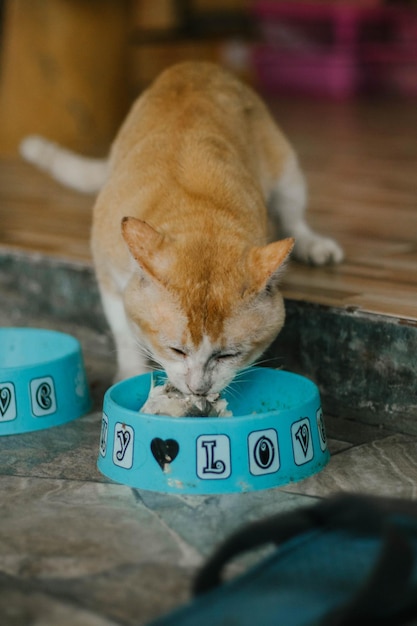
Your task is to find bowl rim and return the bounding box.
[104,368,320,424]
[0,327,81,372]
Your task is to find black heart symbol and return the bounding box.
[151,438,179,470]
[0,387,12,417]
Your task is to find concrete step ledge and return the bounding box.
[1,248,415,434]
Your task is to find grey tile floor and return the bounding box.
[1,307,417,625]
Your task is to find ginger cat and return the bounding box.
[21,62,343,395]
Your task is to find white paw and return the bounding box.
[19,135,50,164]
[293,234,344,266]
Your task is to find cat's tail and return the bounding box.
[20,135,109,194]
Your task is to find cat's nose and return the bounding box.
[186,382,211,396]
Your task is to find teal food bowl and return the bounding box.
[97,367,329,494]
[0,327,91,435]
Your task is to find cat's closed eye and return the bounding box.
[216,352,241,361]
[170,347,187,357]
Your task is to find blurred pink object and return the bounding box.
[252,1,417,98]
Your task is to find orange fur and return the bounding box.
[91,63,300,391]
[21,61,343,393]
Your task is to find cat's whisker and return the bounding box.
[225,373,250,393]
[228,380,249,393]
[222,382,242,403]
[232,366,254,381]
[254,356,284,369]
[131,337,163,367]
[116,346,154,365]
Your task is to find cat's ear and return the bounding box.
[121,216,172,282]
[250,238,294,293]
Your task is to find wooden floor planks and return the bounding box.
[0,96,416,321]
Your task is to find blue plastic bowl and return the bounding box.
[97,367,329,494]
[0,327,91,435]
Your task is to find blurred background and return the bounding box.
[0,0,416,156]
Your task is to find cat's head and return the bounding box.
[122,217,294,396]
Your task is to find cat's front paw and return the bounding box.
[293,234,344,266]
[20,135,52,165]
